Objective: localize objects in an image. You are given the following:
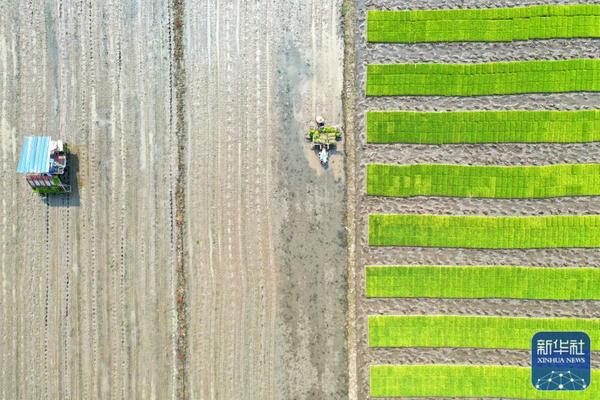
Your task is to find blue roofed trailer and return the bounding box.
[16,136,71,194]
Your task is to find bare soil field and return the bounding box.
[347,0,600,399]
[184,1,347,399]
[1,1,347,399]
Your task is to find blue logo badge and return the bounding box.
[532,332,590,391]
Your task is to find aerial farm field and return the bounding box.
[1,1,347,399]
[345,0,600,399]
[4,1,600,399]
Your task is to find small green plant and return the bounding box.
[369,214,600,248]
[367,110,600,143]
[368,315,600,349]
[367,163,600,198]
[367,59,600,96]
[308,129,320,140]
[368,5,600,43]
[320,126,341,139]
[308,126,341,143]
[366,265,600,300]
[371,365,600,398]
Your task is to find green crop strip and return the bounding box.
[367,59,600,96]
[371,365,600,399]
[369,214,600,248]
[367,163,600,199]
[369,315,600,349]
[368,4,600,43]
[366,110,600,144]
[366,265,600,300]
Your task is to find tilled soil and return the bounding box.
[1,1,177,398]
[349,0,600,399]
[1,1,347,399]
[184,1,347,399]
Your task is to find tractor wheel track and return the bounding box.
[0,51,10,396]
[72,2,93,399]
[43,198,50,400]
[85,0,100,391]
[60,191,72,400]
[106,3,125,396]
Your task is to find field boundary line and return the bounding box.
[170,0,188,398]
[343,0,358,398]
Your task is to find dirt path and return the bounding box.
[1,0,347,399]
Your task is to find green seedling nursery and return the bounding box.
[371,365,600,399]
[369,214,600,248]
[366,110,600,143]
[366,59,600,96]
[365,265,600,300]
[368,4,600,43]
[368,316,600,349]
[364,3,600,398]
[367,163,600,198]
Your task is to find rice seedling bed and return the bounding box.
[371,365,600,399]
[368,315,600,349]
[369,214,600,248]
[366,110,600,144]
[367,59,600,96]
[368,4,600,43]
[365,265,600,300]
[362,4,600,398]
[367,163,600,198]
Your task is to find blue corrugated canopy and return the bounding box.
[16,136,51,174]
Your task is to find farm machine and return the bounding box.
[306,116,342,166]
[17,136,71,194]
